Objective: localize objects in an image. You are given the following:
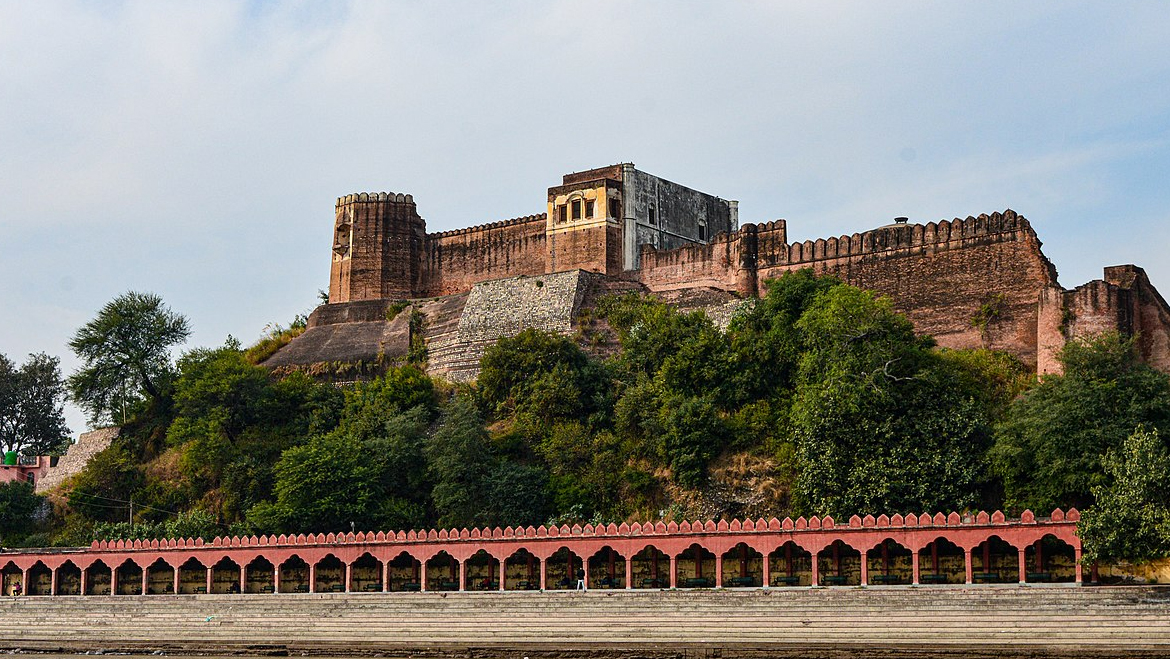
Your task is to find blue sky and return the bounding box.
[2,1,1168,436]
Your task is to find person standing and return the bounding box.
[575,567,586,591]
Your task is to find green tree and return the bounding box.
[0,481,45,543]
[991,333,1170,511]
[426,395,496,528]
[244,367,435,533]
[790,284,991,516]
[67,291,191,424]
[659,394,727,488]
[1079,427,1170,564]
[427,395,548,528]
[250,407,430,534]
[601,293,728,395]
[335,365,436,436]
[65,443,144,523]
[164,342,345,523]
[171,342,280,443]
[478,328,607,423]
[92,509,222,542]
[726,270,840,403]
[0,352,71,455]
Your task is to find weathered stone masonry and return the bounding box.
[282,165,1170,378]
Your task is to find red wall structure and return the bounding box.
[423,215,548,297]
[1,509,1083,597]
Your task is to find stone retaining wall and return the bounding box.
[35,426,119,494]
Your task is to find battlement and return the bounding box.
[784,209,1034,266]
[427,213,546,240]
[336,192,414,206]
[297,165,1169,379]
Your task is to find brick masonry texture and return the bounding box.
[293,172,1170,379]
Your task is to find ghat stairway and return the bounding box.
[2,587,1170,656]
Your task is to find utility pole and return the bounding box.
[129,496,133,529]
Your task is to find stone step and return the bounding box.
[6,586,1170,653]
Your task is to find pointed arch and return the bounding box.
[84,559,112,595]
[675,543,717,588]
[630,545,669,589]
[502,548,540,591]
[56,560,82,596]
[816,539,861,586]
[2,561,23,596]
[721,542,764,587]
[114,558,144,595]
[25,561,52,596]
[177,556,208,594]
[424,550,461,591]
[918,537,964,585]
[278,554,309,593]
[313,553,345,593]
[545,546,582,590]
[464,549,501,591]
[865,538,912,585]
[586,546,626,589]
[351,552,383,592]
[211,556,241,594]
[145,557,175,594]
[767,541,812,587]
[972,535,1019,584]
[387,551,422,592]
[1024,534,1076,583]
[243,555,275,593]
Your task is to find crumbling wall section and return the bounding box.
[1063,280,1132,343]
[264,299,413,377]
[1057,266,1170,373]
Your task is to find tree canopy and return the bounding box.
[20,273,1170,566]
[0,352,70,455]
[990,332,1170,512]
[68,291,191,424]
[1078,426,1170,564]
[0,481,45,544]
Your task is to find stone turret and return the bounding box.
[329,192,426,303]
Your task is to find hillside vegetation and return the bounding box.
[5,271,1170,564]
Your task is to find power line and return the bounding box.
[69,490,233,529]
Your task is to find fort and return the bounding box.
[5,166,1170,656]
[266,164,1170,380]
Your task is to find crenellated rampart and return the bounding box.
[629,210,1062,368]
[298,179,1170,379]
[632,220,789,296]
[774,211,1061,368]
[422,214,547,297]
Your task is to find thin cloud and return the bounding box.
[1,1,1168,435]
